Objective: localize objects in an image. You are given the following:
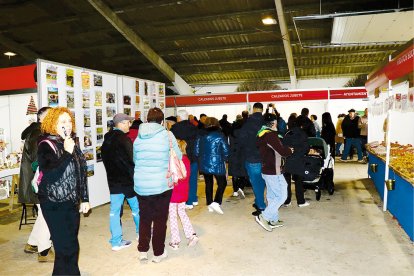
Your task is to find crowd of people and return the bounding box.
[17,103,368,273]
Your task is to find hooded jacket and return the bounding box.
[133,123,182,196]
[195,127,229,175]
[101,129,134,195]
[238,112,264,163]
[18,122,41,204]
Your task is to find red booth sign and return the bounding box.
[0,64,37,91]
[173,93,247,106]
[329,88,367,99]
[248,90,328,102]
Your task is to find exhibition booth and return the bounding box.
[0,60,166,210]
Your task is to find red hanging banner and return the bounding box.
[249,90,328,102]
[329,88,368,99]
[0,64,37,91]
[171,93,247,106]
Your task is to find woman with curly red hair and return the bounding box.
[38,107,90,275]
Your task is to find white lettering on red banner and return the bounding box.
[197,96,227,102]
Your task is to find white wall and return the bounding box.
[0,93,38,153]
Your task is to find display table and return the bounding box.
[0,167,20,211]
[368,153,414,241]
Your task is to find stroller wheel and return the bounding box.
[328,188,335,195]
[315,189,321,201]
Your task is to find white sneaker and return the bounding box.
[188,234,199,247]
[298,201,310,207]
[185,204,194,210]
[152,250,168,263]
[237,188,245,199]
[139,251,148,261]
[209,202,224,215]
[207,205,214,212]
[193,201,199,206]
[232,192,238,197]
[282,202,291,207]
[111,240,132,251]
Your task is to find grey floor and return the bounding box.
[0,162,413,276]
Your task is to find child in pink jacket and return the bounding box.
[168,140,199,250]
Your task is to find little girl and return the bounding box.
[168,139,199,250]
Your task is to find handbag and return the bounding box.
[166,132,187,187]
[31,139,57,193]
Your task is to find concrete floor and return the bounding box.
[0,162,413,276]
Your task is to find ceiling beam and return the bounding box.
[0,34,42,61]
[86,0,191,94]
[275,0,297,88]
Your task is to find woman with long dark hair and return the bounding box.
[321,112,336,157]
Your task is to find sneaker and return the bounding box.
[136,234,139,241]
[268,220,284,229]
[251,209,263,216]
[139,251,148,261]
[209,202,224,214]
[24,244,38,254]
[298,201,310,208]
[169,242,179,250]
[207,205,214,212]
[339,158,349,162]
[232,192,238,197]
[188,234,199,247]
[282,202,291,207]
[152,250,168,263]
[185,204,194,210]
[237,188,245,199]
[357,159,366,164]
[255,214,272,232]
[38,248,54,263]
[111,240,132,251]
[193,201,199,206]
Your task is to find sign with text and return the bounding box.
[170,93,247,106]
[329,88,368,99]
[249,90,328,102]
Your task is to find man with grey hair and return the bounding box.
[171,110,200,209]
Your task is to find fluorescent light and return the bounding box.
[262,17,277,25]
[4,52,16,57]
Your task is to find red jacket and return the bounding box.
[170,155,190,203]
[127,129,138,143]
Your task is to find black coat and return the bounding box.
[219,118,232,137]
[321,122,336,156]
[170,120,198,163]
[341,115,360,138]
[296,115,316,137]
[101,129,134,194]
[238,112,264,163]
[228,120,247,177]
[18,122,41,204]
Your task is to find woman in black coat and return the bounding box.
[321,112,336,157]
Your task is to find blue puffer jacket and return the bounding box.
[133,123,182,196]
[195,127,230,175]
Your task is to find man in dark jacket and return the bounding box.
[296,108,316,137]
[171,109,200,209]
[102,113,139,251]
[238,103,266,214]
[20,107,54,262]
[255,113,293,231]
[341,108,363,162]
[219,114,232,138]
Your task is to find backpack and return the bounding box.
[31,139,57,193]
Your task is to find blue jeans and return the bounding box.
[186,162,199,205]
[341,138,362,161]
[109,194,139,246]
[245,162,266,210]
[261,174,287,222]
[335,143,342,156]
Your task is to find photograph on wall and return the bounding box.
[87,164,94,177]
[159,101,165,109]
[96,109,102,125]
[82,91,90,108]
[107,120,114,131]
[408,88,414,111]
[96,145,102,162]
[81,72,90,90]
[123,95,131,105]
[144,82,148,96]
[135,96,140,104]
[135,111,141,120]
[124,108,131,116]
[401,94,408,112]
[135,80,140,93]
[84,128,92,147]
[106,106,116,118]
[66,68,74,87]
[394,93,402,111]
[158,85,164,96]
[95,91,102,107]
[143,99,150,109]
[46,66,57,85]
[66,90,75,109]
[96,127,103,143]
[47,87,59,107]
[106,92,115,104]
[83,148,94,161]
[84,109,91,127]
[94,74,103,87]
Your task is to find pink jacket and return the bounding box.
[170,155,190,203]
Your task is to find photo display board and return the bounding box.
[37,59,165,207]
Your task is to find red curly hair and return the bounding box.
[41,107,76,135]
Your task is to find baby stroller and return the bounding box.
[302,137,335,201]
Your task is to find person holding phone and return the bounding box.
[37,107,90,275]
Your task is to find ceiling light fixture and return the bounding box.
[4,52,16,57]
[262,17,277,25]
